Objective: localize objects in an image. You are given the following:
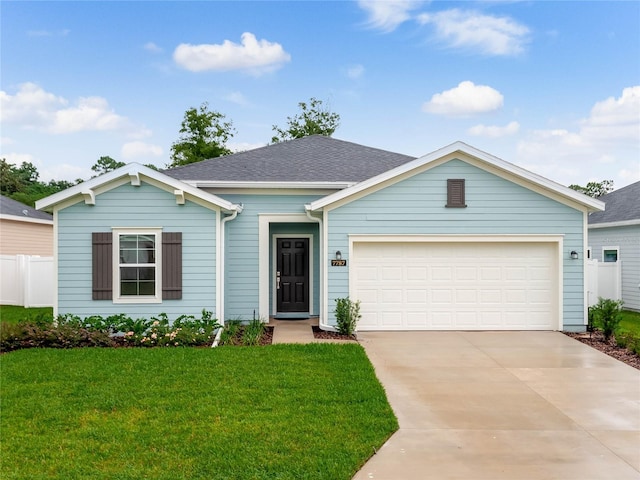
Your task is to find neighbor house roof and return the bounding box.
[588,181,640,228]
[307,141,605,213]
[163,135,416,187]
[36,163,241,213]
[1,195,53,224]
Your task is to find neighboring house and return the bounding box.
[36,137,604,331]
[587,181,640,311]
[0,195,53,256]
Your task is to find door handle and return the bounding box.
[276,271,281,290]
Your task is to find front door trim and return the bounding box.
[258,214,318,320]
[273,234,313,316]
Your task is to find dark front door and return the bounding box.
[276,238,309,313]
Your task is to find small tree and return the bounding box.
[334,297,361,336]
[91,156,125,176]
[169,103,234,167]
[569,180,614,198]
[591,297,624,342]
[271,97,340,143]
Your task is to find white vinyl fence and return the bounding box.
[0,255,54,307]
[586,259,622,307]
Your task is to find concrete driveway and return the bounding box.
[353,331,640,480]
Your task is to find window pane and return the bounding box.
[138,267,155,281]
[121,281,138,296]
[604,250,618,262]
[138,281,155,295]
[120,249,137,264]
[120,267,137,280]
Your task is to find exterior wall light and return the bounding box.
[335,251,342,260]
[570,250,579,260]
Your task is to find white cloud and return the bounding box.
[121,141,163,160]
[0,83,149,136]
[27,29,70,37]
[516,86,640,187]
[1,152,36,166]
[1,137,14,146]
[144,42,163,53]
[580,86,640,142]
[358,0,424,32]
[224,91,250,106]
[417,9,530,56]
[228,141,266,153]
[423,81,504,117]
[173,32,291,75]
[346,64,365,79]
[469,121,520,137]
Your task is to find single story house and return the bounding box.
[36,136,604,331]
[1,194,53,256]
[587,181,640,311]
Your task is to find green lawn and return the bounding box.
[0,344,398,479]
[618,309,640,335]
[0,305,53,324]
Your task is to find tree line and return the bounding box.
[1,95,613,208]
[1,97,340,207]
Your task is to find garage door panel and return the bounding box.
[352,241,557,331]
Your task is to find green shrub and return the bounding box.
[616,331,640,355]
[591,297,624,342]
[334,297,361,336]
[0,321,115,352]
[242,319,265,346]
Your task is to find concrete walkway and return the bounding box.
[353,331,640,480]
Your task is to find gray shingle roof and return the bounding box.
[588,181,640,225]
[1,195,53,221]
[163,135,416,183]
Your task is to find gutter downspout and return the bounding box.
[218,204,243,329]
[305,205,325,329]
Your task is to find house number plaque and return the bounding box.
[331,260,347,266]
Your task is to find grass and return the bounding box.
[0,305,53,324]
[618,310,640,335]
[0,344,398,479]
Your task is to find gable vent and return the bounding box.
[446,179,467,208]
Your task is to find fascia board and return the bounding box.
[0,214,53,225]
[308,141,605,212]
[182,180,356,190]
[588,219,640,229]
[36,163,241,213]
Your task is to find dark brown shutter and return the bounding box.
[446,179,466,208]
[92,232,113,300]
[162,232,182,300]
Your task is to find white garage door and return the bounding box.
[352,241,558,330]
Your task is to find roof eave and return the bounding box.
[588,219,640,229]
[36,163,241,213]
[308,141,606,212]
[180,180,357,190]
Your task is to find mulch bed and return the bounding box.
[220,326,274,346]
[311,326,357,341]
[564,331,640,370]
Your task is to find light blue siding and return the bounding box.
[588,225,640,311]
[326,159,586,330]
[57,183,218,320]
[217,194,323,320]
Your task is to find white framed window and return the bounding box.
[113,228,162,303]
[602,246,619,263]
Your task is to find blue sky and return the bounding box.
[2,1,639,189]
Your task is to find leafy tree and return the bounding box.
[91,156,125,176]
[0,158,78,207]
[169,103,234,168]
[271,97,340,143]
[569,180,614,198]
